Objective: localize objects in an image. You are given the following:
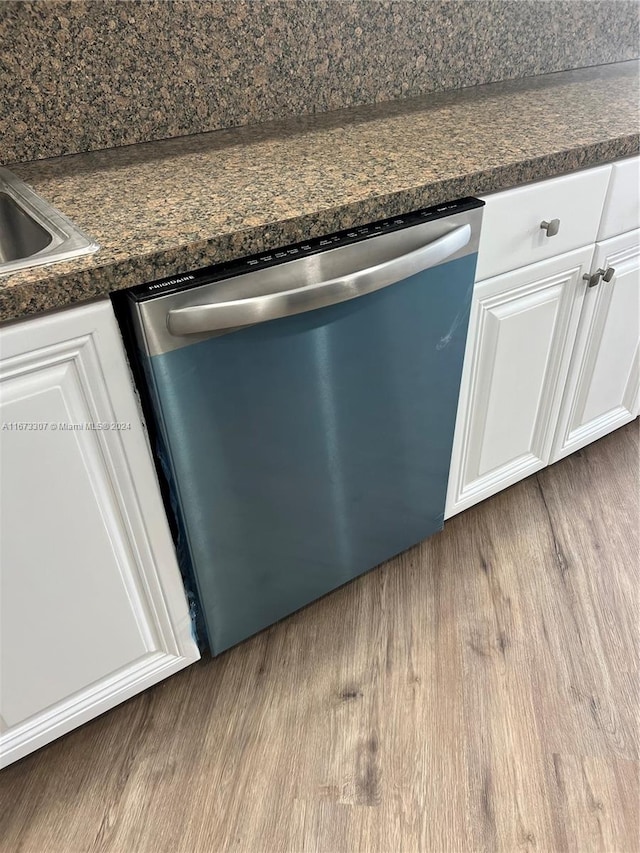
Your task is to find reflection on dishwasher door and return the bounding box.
[125,198,484,654]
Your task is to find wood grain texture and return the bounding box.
[0,422,638,853]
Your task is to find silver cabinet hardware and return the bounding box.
[582,267,616,288]
[540,218,560,237]
[583,270,603,288]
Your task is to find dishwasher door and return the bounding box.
[128,200,483,654]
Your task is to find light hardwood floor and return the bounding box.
[1,422,638,853]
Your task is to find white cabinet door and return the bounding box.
[446,246,594,518]
[551,230,640,463]
[0,299,199,768]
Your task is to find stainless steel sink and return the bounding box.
[0,168,98,275]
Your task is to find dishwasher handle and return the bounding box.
[167,223,472,336]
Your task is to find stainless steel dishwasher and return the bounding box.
[124,198,483,654]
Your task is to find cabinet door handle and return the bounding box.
[540,218,560,237]
[582,267,616,288]
[583,270,603,288]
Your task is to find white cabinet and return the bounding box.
[551,229,640,462]
[447,158,639,519]
[598,156,640,240]
[0,299,199,768]
[446,247,593,516]
[474,165,611,280]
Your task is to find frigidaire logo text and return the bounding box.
[148,275,195,290]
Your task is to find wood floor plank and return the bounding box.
[547,754,639,853]
[451,486,559,852]
[0,421,637,853]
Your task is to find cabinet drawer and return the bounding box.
[476,165,611,280]
[597,155,640,240]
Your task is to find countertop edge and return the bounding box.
[1,134,638,326]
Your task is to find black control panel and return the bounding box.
[128,196,484,302]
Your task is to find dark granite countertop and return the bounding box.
[2,61,638,324]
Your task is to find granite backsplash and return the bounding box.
[2,0,639,165]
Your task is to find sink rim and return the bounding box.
[0,168,99,276]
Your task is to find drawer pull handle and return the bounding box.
[540,218,560,237]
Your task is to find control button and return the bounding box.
[287,248,299,254]
[301,244,312,251]
[274,251,287,258]
[247,259,259,266]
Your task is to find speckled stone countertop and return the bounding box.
[2,61,638,324]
